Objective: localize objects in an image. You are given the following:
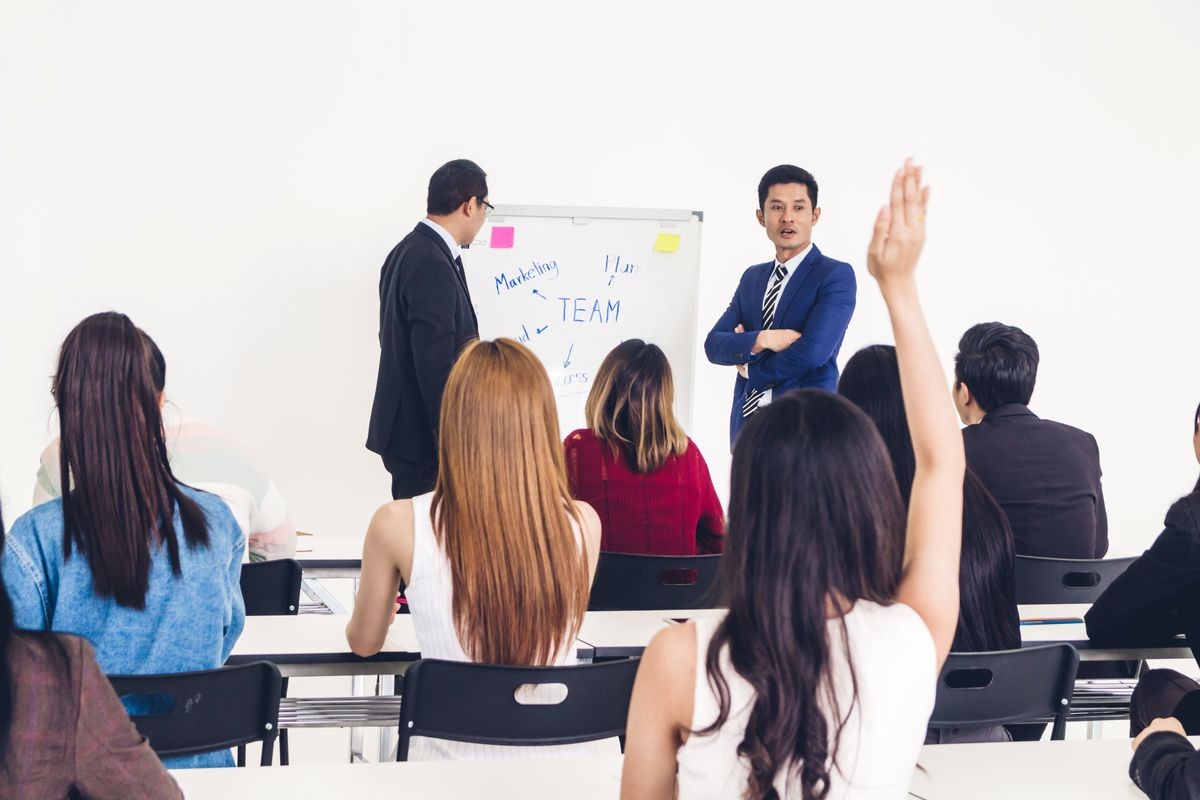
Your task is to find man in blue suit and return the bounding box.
[704,165,857,445]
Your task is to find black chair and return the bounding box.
[396,657,639,760]
[927,643,1079,743]
[1014,555,1137,605]
[588,552,722,610]
[240,558,303,615]
[240,558,302,765]
[109,661,282,766]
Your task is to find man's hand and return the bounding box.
[752,329,801,354]
[1133,717,1187,751]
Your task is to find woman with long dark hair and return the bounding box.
[2,312,246,769]
[622,161,964,798]
[0,499,181,797]
[565,339,724,555]
[839,343,1020,654]
[346,338,605,758]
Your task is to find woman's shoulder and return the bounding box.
[564,428,601,450]
[8,500,66,545]
[1166,488,1200,531]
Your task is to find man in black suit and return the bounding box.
[953,322,1108,558]
[367,159,489,498]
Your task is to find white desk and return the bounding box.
[295,536,364,579]
[575,605,1195,662]
[227,614,596,677]
[170,738,1157,799]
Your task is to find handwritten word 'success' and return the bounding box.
[553,372,590,390]
[558,297,621,325]
[494,260,560,294]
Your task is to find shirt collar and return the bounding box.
[776,242,813,272]
[420,218,462,261]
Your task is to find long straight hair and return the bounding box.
[55,312,209,609]
[839,344,1020,652]
[703,390,905,799]
[432,338,590,665]
[584,339,688,473]
[1193,401,1200,494]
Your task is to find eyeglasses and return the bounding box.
[481,199,495,217]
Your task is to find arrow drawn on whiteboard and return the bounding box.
[563,343,574,368]
[532,289,549,300]
[536,325,550,335]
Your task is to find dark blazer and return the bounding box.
[366,222,479,466]
[704,244,856,444]
[963,404,1108,558]
[1085,489,1200,646]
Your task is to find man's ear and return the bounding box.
[756,208,766,228]
[956,381,973,407]
[811,206,821,225]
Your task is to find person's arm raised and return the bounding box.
[870,160,965,668]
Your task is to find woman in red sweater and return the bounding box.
[564,340,724,555]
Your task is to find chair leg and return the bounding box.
[237,744,246,767]
[279,676,290,766]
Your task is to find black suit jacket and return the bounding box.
[366,222,479,465]
[963,404,1108,558]
[1085,489,1200,647]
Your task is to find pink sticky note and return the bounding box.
[490,226,515,249]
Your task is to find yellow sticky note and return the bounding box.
[653,232,681,253]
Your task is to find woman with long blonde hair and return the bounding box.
[347,338,603,758]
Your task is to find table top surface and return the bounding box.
[170,737,1156,799]
[294,536,364,568]
[228,604,1192,671]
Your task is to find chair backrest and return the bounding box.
[928,644,1079,741]
[240,558,303,615]
[588,552,722,610]
[1014,555,1136,605]
[109,661,282,765]
[396,657,639,760]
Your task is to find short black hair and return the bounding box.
[758,165,818,210]
[954,322,1040,413]
[427,159,488,216]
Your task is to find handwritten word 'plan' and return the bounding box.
[558,297,621,325]
[494,260,560,294]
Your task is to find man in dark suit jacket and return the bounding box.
[704,164,856,445]
[953,321,1108,558]
[367,159,489,499]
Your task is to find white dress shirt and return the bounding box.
[420,218,462,262]
[757,242,812,406]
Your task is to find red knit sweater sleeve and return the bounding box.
[690,441,726,554]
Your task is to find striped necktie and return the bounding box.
[742,262,789,418]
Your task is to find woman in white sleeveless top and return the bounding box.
[622,162,966,799]
[346,338,603,760]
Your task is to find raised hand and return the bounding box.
[867,158,929,290]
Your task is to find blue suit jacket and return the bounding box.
[704,244,857,445]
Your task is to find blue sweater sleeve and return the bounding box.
[3,513,53,630]
[704,275,763,366]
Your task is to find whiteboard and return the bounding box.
[463,205,703,436]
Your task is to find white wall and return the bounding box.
[2,1,1198,556]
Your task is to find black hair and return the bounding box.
[426,159,489,216]
[1193,400,1199,494]
[840,345,1020,653]
[144,331,166,393]
[702,389,904,799]
[953,322,1040,413]
[55,312,209,610]
[758,165,818,210]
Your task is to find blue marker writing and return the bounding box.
[533,289,549,300]
[563,343,574,368]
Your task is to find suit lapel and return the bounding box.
[413,223,477,328]
[772,245,823,324]
[743,261,774,329]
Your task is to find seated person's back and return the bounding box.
[565,340,723,556]
[1,312,245,770]
[33,330,296,562]
[953,322,1107,558]
[347,338,606,760]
